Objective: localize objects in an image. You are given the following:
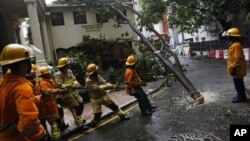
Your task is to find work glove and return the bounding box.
[72,81,81,88]
[111,84,117,89]
[231,67,237,76]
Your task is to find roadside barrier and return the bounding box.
[219,49,224,59]
[209,48,215,58]
[183,47,250,61]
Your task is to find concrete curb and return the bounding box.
[60,78,167,140]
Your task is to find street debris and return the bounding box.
[168,130,224,141]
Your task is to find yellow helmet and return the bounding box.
[86,63,98,76]
[0,44,32,66]
[31,64,37,72]
[126,55,136,65]
[6,69,11,74]
[226,28,241,37]
[57,57,70,68]
[37,66,50,77]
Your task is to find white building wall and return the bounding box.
[134,0,219,46]
[176,26,219,44]
[49,7,137,49]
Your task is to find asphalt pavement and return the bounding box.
[57,75,166,139]
[66,55,250,141]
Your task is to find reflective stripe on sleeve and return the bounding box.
[90,95,109,103]
[62,79,75,88]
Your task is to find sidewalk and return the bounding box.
[58,78,166,139]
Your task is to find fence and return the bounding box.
[189,40,224,51]
[189,39,250,52]
[187,40,250,61]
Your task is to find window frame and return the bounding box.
[50,12,65,26]
[73,11,87,24]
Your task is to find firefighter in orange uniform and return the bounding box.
[26,64,50,140]
[225,28,247,103]
[85,63,130,127]
[55,57,85,127]
[125,55,157,116]
[0,44,46,141]
[26,64,44,111]
[37,66,63,140]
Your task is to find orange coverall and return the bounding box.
[39,78,60,121]
[125,68,143,95]
[34,82,46,119]
[227,42,246,78]
[0,74,46,141]
[125,67,154,114]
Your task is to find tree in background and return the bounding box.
[139,0,250,34]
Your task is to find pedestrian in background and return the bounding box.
[188,47,194,59]
[225,27,247,103]
[85,63,130,127]
[125,55,157,116]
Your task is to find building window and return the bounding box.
[116,9,126,21]
[73,11,87,24]
[51,12,64,26]
[96,13,108,23]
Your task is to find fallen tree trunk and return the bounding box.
[107,2,204,104]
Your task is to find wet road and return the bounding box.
[67,56,250,141]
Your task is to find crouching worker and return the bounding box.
[37,66,67,141]
[0,44,46,141]
[85,64,130,127]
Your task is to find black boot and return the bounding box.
[82,124,90,130]
[57,119,69,132]
[141,110,152,116]
[150,105,158,110]
[90,113,102,127]
[60,123,69,132]
[76,102,84,115]
[120,115,130,121]
[232,97,247,103]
